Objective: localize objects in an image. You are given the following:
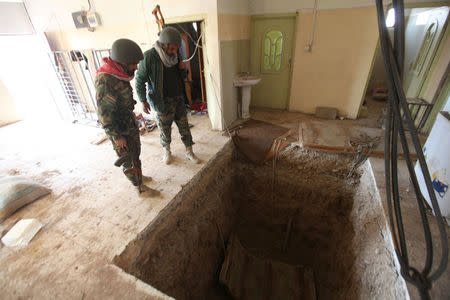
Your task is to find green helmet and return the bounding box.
[159,27,181,47]
[111,38,144,64]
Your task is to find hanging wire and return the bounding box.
[183,31,203,63]
[375,1,448,298]
[175,23,203,47]
[141,0,153,43]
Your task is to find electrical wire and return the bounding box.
[375,1,448,298]
[175,23,202,47]
[141,0,152,44]
[182,31,203,63]
[306,0,319,51]
[209,70,231,136]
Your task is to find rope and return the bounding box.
[183,32,204,63]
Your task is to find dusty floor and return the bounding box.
[0,114,228,299]
[370,158,450,300]
[0,101,448,299]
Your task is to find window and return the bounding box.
[412,21,438,74]
[386,8,395,28]
[263,30,283,72]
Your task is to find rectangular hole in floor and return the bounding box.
[113,142,408,299]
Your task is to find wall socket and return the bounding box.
[86,12,101,28]
[72,11,88,29]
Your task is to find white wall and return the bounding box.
[248,0,443,15]
[0,78,21,126]
[0,2,34,34]
[249,0,371,14]
[218,0,249,15]
[0,35,64,122]
[289,7,379,118]
[26,0,218,32]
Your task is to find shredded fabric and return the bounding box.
[96,57,134,81]
[154,41,178,67]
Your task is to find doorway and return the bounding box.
[164,21,207,107]
[362,5,449,132]
[404,6,449,98]
[250,15,296,110]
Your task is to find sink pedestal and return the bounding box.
[234,75,261,120]
[241,86,252,119]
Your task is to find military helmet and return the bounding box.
[159,27,181,47]
[111,38,144,64]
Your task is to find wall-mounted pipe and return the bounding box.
[305,0,319,52]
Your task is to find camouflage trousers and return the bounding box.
[155,96,194,148]
[111,130,142,186]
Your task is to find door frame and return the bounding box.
[165,15,208,104]
[250,13,299,111]
[359,2,449,118]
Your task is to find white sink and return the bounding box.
[233,75,261,87]
[233,74,261,119]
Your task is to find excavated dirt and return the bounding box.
[114,142,409,299]
[234,149,357,299]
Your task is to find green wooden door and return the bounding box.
[404,7,449,98]
[250,15,296,110]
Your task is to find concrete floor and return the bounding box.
[0,114,228,299]
[0,103,448,299]
[370,158,450,300]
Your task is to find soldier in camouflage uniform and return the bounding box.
[95,39,155,196]
[135,27,200,165]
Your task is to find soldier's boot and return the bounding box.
[136,184,160,197]
[142,175,152,182]
[163,145,173,165]
[185,146,200,164]
[136,167,152,183]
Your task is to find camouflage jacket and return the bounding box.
[135,47,187,114]
[95,73,138,140]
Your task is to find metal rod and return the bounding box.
[73,51,97,115]
[65,52,91,119]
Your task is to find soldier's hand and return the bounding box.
[115,137,127,148]
[142,101,151,114]
[178,61,186,70]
